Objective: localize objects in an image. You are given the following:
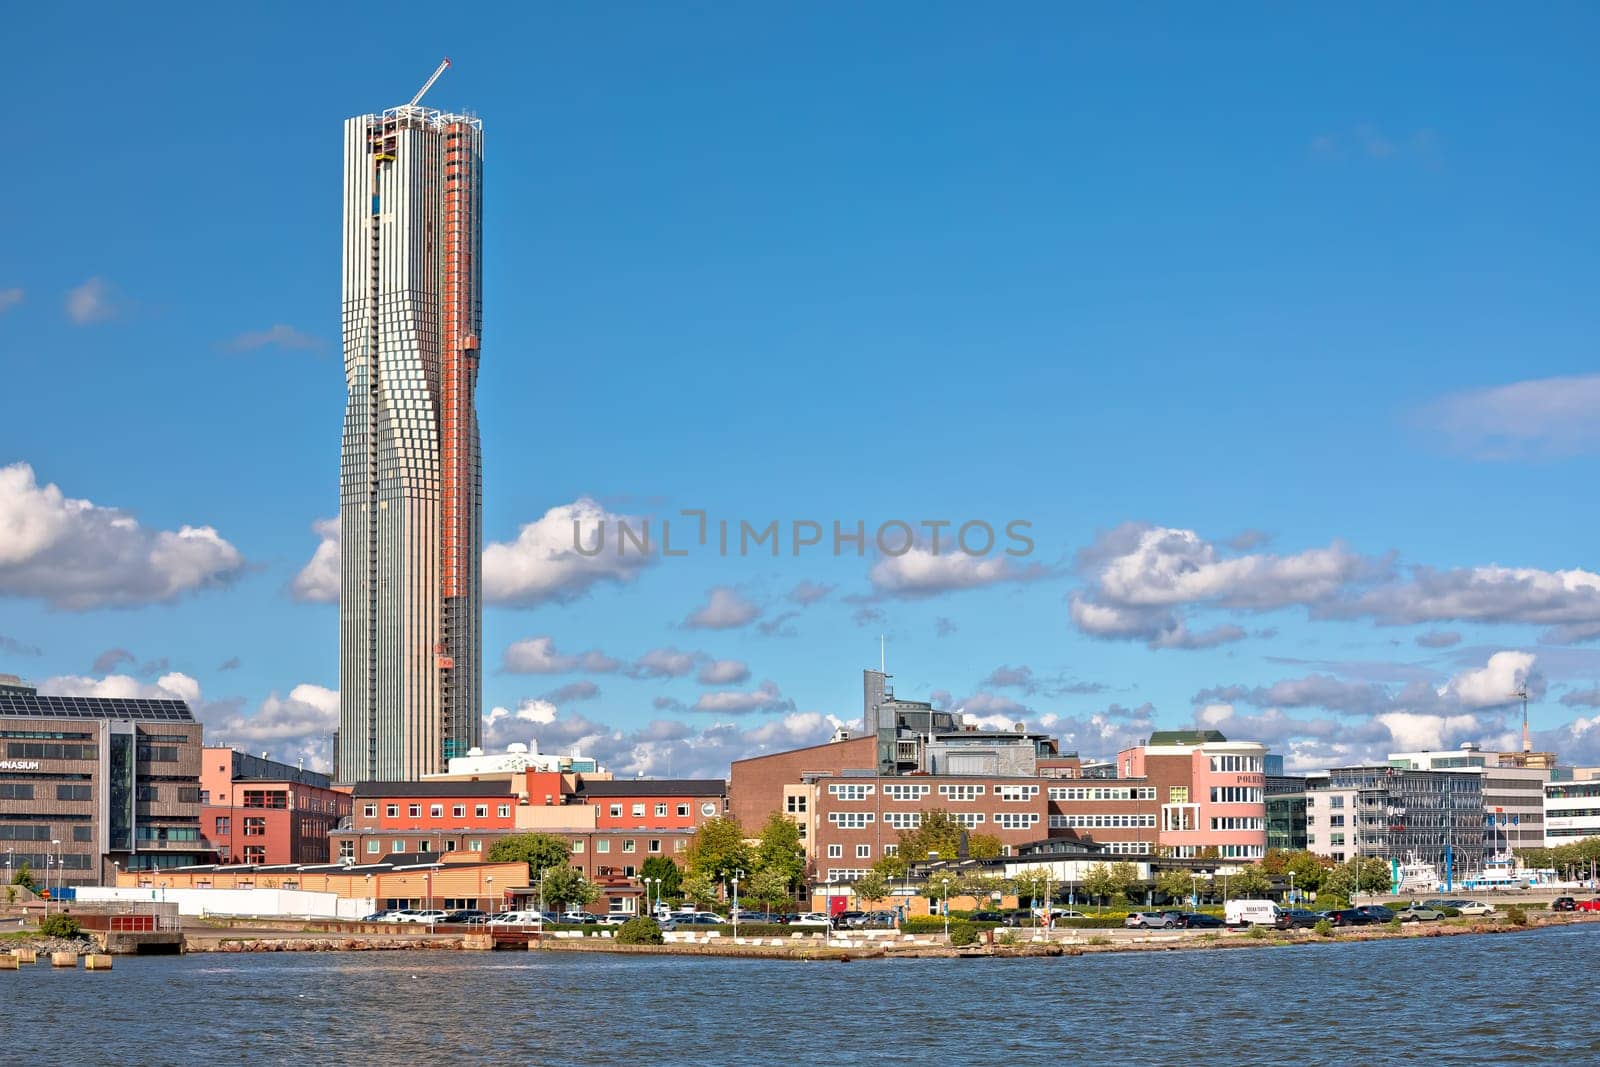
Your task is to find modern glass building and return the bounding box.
[1306,766,1483,876]
[338,77,484,782]
[0,680,212,887]
[1265,775,1307,852]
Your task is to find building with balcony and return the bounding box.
[0,678,212,886]
[1306,766,1483,875]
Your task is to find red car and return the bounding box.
[1574,898,1600,912]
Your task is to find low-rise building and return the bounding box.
[200,747,351,865]
[1387,744,1550,854]
[0,678,212,886]
[1543,779,1600,847]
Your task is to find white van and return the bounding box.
[487,910,541,927]
[1225,900,1281,927]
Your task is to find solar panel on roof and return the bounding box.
[0,692,194,722]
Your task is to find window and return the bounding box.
[467,840,482,853]
[882,784,930,801]
[366,839,381,854]
[1330,796,1345,809]
[883,844,899,857]
[938,784,985,802]
[596,840,610,853]
[884,812,922,830]
[623,865,636,878]
[0,784,32,800]
[827,812,875,829]
[1208,787,1262,804]
[786,795,807,814]
[572,840,585,853]
[655,804,667,817]
[498,805,510,818]
[242,817,267,837]
[1209,817,1265,831]
[828,783,875,801]
[57,785,92,802]
[994,812,1040,830]
[430,804,443,818]
[950,813,985,829]
[674,839,687,852]
[649,839,661,853]
[676,803,689,817]
[243,846,266,864]
[444,840,456,852]
[1209,755,1263,773]
[622,839,636,853]
[391,839,405,853]
[364,804,377,818]
[178,786,200,804]
[609,804,623,818]
[1058,814,1157,829]
[632,803,645,817]
[408,804,421,818]
[1329,815,1345,827]
[827,844,843,858]
[386,805,399,818]
[1047,786,1156,801]
[452,805,465,818]
[475,805,487,818]
[856,844,871,859]
[215,816,231,836]
[995,785,1039,802]
[1169,786,1189,804]
[1330,833,1346,847]
[339,840,355,861]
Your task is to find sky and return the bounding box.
[2,4,1599,778]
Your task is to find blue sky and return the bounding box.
[3,4,1599,776]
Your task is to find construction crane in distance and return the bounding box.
[409,57,452,108]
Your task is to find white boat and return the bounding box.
[1396,857,1441,893]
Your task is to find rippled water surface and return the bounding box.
[3,925,1595,1065]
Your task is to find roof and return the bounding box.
[1148,729,1228,746]
[0,690,194,723]
[153,853,517,876]
[573,778,726,797]
[349,780,514,798]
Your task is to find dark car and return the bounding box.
[1326,908,1375,927]
[1355,905,1396,923]
[832,910,868,929]
[971,910,1023,926]
[441,909,487,924]
[1274,908,1322,930]
[1552,896,1577,912]
[1177,913,1225,928]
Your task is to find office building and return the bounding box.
[1266,775,1308,852]
[1543,779,1600,847]
[200,747,352,865]
[339,69,485,782]
[0,679,212,886]
[1386,744,1549,854]
[1305,766,1483,874]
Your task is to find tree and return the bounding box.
[681,872,719,910]
[1155,869,1196,905]
[745,867,792,914]
[1082,863,1117,912]
[1013,869,1050,909]
[872,853,908,880]
[486,834,572,882]
[957,871,1006,909]
[615,916,664,945]
[1284,850,1329,893]
[684,816,751,884]
[968,834,1004,860]
[1107,861,1140,905]
[1230,864,1273,899]
[853,870,889,910]
[1358,856,1392,895]
[12,862,35,892]
[640,856,682,903]
[895,809,968,865]
[753,813,805,894]
[542,864,599,912]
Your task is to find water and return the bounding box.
[3,926,1595,1065]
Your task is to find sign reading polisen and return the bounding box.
[0,760,42,771]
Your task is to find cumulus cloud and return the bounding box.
[1415,630,1462,649]
[204,684,339,768]
[1418,373,1600,460]
[0,462,246,610]
[756,611,800,638]
[983,665,1036,692]
[65,277,119,324]
[627,647,701,680]
[91,648,135,674]
[289,517,340,603]
[683,586,761,630]
[43,670,202,704]
[0,634,42,657]
[1559,688,1600,708]
[697,659,751,686]
[1338,563,1600,637]
[787,581,834,606]
[501,636,620,675]
[688,680,794,716]
[0,289,22,314]
[542,680,600,704]
[1437,650,1541,709]
[483,498,654,606]
[868,548,1049,599]
[222,324,324,353]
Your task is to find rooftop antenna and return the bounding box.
[1512,687,1531,753]
[408,57,452,108]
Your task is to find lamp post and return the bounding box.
[731,870,742,938]
[1192,873,1199,909]
[1288,871,1295,907]
[4,847,12,887]
[485,875,494,916]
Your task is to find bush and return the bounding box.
[1247,925,1269,940]
[1313,919,1334,938]
[1086,935,1111,946]
[39,913,81,939]
[1506,906,1529,927]
[615,917,664,945]
[1438,907,1462,919]
[948,921,980,947]
[996,930,1020,946]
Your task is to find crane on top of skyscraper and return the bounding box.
[408,57,452,108]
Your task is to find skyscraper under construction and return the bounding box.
[338,61,482,782]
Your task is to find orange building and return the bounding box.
[200,748,351,866]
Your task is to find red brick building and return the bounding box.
[200,748,351,865]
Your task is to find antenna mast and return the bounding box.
[1513,687,1530,753]
[409,57,452,108]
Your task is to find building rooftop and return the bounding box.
[1147,730,1229,745]
[0,689,194,723]
[349,780,514,798]
[573,779,726,797]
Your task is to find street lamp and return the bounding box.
[731,870,742,937]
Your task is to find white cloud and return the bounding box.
[501,636,620,675]
[787,581,834,606]
[483,498,653,606]
[223,324,323,353]
[1419,373,1600,460]
[0,462,246,610]
[697,659,751,686]
[65,277,118,324]
[1437,650,1541,709]
[0,289,22,314]
[868,548,1048,599]
[289,517,340,603]
[689,680,793,716]
[683,586,761,630]
[627,647,701,679]
[1341,564,1600,638]
[203,684,339,771]
[43,670,201,704]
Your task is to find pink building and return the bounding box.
[1119,731,1267,860]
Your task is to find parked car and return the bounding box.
[380,910,419,924]
[1395,904,1443,922]
[1325,908,1376,927]
[1125,911,1177,929]
[1176,913,1225,929]
[359,911,393,922]
[789,912,832,927]
[672,913,724,926]
[1033,907,1088,922]
[971,910,1020,926]
[440,909,487,924]
[1456,901,1496,916]
[1274,909,1322,930]
[487,911,541,927]
[860,910,899,928]
[596,914,628,926]
[832,910,868,929]
[1551,896,1577,912]
[403,910,449,924]
[1355,905,1398,923]
[561,912,603,925]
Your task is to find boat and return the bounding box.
[1395,857,1441,894]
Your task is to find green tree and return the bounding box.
[486,833,572,882]
[684,816,751,884]
[681,871,719,910]
[1155,869,1196,905]
[895,809,968,865]
[542,864,599,912]
[12,862,35,892]
[968,833,1004,860]
[744,866,793,914]
[853,870,889,910]
[1358,857,1392,895]
[926,870,961,910]
[39,913,81,939]
[1284,850,1329,893]
[1107,861,1140,905]
[616,916,664,944]
[1230,864,1273,899]
[1082,864,1117,912]
[753,813,806,892]
[872,853,909,880]
[640,856,682,903]
[1012,869,1050,909]
[957,871,1006,909]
